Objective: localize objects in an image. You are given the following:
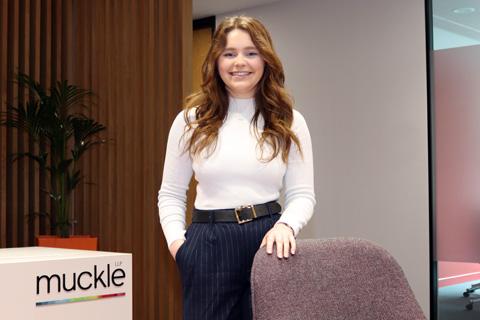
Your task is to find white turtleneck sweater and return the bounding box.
[158,97,316,247]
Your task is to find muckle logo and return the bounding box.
[35,262,126,306]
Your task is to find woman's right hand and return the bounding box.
[169,239,185,260]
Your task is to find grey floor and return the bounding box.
[438,280,480,320]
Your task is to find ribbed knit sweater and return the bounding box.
[158,97,316,247]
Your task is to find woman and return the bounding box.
[158,16,315,320]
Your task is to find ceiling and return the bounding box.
[193,0,285,19]
[192,0,480,48]
[433,0,480,41]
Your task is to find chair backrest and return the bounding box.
[251,238,426,320]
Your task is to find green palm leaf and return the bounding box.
[1,73,107,237]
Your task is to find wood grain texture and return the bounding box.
[192,27,211,92]
[0,0,8,246]
[0,0,192,318]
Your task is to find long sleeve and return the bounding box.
[277,110,316,235]
[158,101,316,245]
[157,111,193,247]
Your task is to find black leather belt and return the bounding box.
[192,201,281,224]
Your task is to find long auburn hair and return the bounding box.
[183,16,301,162]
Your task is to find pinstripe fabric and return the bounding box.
[175,213,280,320]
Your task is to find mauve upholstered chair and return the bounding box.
[251,238,426,320]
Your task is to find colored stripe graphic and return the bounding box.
[36,292,125,306]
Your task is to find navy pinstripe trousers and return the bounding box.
[175,213,280,320]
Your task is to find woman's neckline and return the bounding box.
[228,96,255,114]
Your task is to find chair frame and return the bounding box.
[464,283,480,310]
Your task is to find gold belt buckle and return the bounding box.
[235,205,257,224]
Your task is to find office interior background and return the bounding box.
[0,0,479,319]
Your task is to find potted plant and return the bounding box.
[1,73,106,250]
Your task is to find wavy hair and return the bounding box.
[183,16,302,162]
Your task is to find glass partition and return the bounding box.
[431,1,480,318]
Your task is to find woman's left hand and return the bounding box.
[260,223,296,259]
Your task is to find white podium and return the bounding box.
[0,247,132,320]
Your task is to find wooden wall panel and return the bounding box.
[0,0,192,319]
[0,0,7,246]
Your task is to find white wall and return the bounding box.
[218,0,430,316]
